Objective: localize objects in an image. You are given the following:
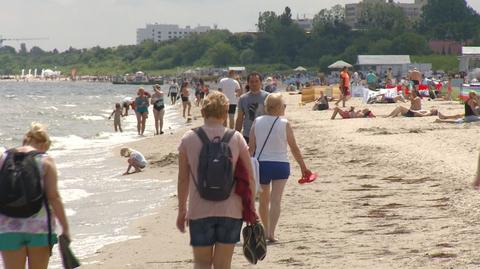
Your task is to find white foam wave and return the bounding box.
[60,188,92,203]
[75,115,104,121]
[65,208,76,217]
[63,104,77,107]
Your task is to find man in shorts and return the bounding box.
[235,72,269,143]
[218,70,242,129]
[335,66,350,107]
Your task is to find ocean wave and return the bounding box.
[60,188,92,203]
[75,115,104,121]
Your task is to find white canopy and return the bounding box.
[294,66,307,72]
[328,60,353,69]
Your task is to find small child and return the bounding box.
[120,148,147,175]
[109,103,123,132]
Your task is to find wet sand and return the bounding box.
[82,94,480,269]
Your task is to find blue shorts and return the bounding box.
[0,233,58,251]
[259,161,290,185]
[189,217,243,247]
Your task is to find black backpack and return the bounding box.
[0,149,45,218]
[191,127,236,201]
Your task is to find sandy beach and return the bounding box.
[82,94,480,269]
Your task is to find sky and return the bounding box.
[1,0,479,51]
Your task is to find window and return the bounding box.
[174,32,177,34]
[168,32,171,34]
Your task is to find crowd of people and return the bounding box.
[2,67,480,269]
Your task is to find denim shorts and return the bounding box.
[259,161,290,185]
[189,217,243,247]
[0,233,58,250]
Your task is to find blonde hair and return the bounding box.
[120,148,132,157]
[264,93,284,115]
[23,122,51,149]
[201,91,229,119]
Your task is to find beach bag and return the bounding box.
[0,149,45,218]
[192,127,236,201]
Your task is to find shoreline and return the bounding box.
[83,94,480,269]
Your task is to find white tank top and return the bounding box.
[254,115,289,163]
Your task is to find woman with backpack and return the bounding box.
[248,93,312,243]
[176,91,254,269]
[0,123,70,269]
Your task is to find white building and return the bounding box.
[345,0,428,29]
[136,24,211,44]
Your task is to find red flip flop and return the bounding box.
[298,172,317,184]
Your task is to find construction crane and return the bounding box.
[0,36,49,47]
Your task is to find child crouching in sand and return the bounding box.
[120,148,147,175]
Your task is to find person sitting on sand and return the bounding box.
[120,148,147,175]
[312,91,330,111]
[176,91,254,269]
[386,89,438,117]
[248,93,312,243]
[331,106,375,119]
[435,92,480,123]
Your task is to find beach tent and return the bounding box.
[328,60,352,69]
[294,66,307,72]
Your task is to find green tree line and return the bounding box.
[0,0,478,75]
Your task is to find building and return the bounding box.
[428,40,462,55]
[293,17,314,32]
[459,47,480,73]
[357,54,433,79]
[136,24,211,44]
[345,0,428,29]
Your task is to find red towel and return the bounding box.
[234,159,257,224]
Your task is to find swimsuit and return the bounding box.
[405,110,415,117]
[181,96,189,102]
[153,97,165,111]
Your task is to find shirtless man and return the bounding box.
[386,89,437,117]
[409,67,422,91]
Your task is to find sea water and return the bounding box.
[0,81,183,268]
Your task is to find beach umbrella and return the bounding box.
[294,66,307,72]
[328,60,353,69]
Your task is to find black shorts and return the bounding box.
[181,96,189,102]
[412,80,419,86]
[405,110,415,117]
[170,92,177,98]
[154,105,164,111]
[228,104,237,114]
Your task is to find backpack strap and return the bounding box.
[221,129,236,144]
[192,127,210,145]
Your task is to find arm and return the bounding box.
[286,122,309,176]
[108,110,114,119]
[474,151,480,189]
[43,156,70,239]
[235,110,244,132]
[123,163,132,175]
[176,149,190,233]
[248,123,256,156]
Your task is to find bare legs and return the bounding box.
[182,101,192,118]
[153,109,165,135]
[192,244,235,269]
[135,112,147,135]
[386,106,410,117]
[1,246,50,269]
[331,107,345,120]
[259,179,287,242]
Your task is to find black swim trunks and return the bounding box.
[154,104,164,111]
[228,104,237,115]
[170,92,177,98]
[405,110,415,117]
[181,96,189,102]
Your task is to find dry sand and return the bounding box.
[82,94,480,269]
